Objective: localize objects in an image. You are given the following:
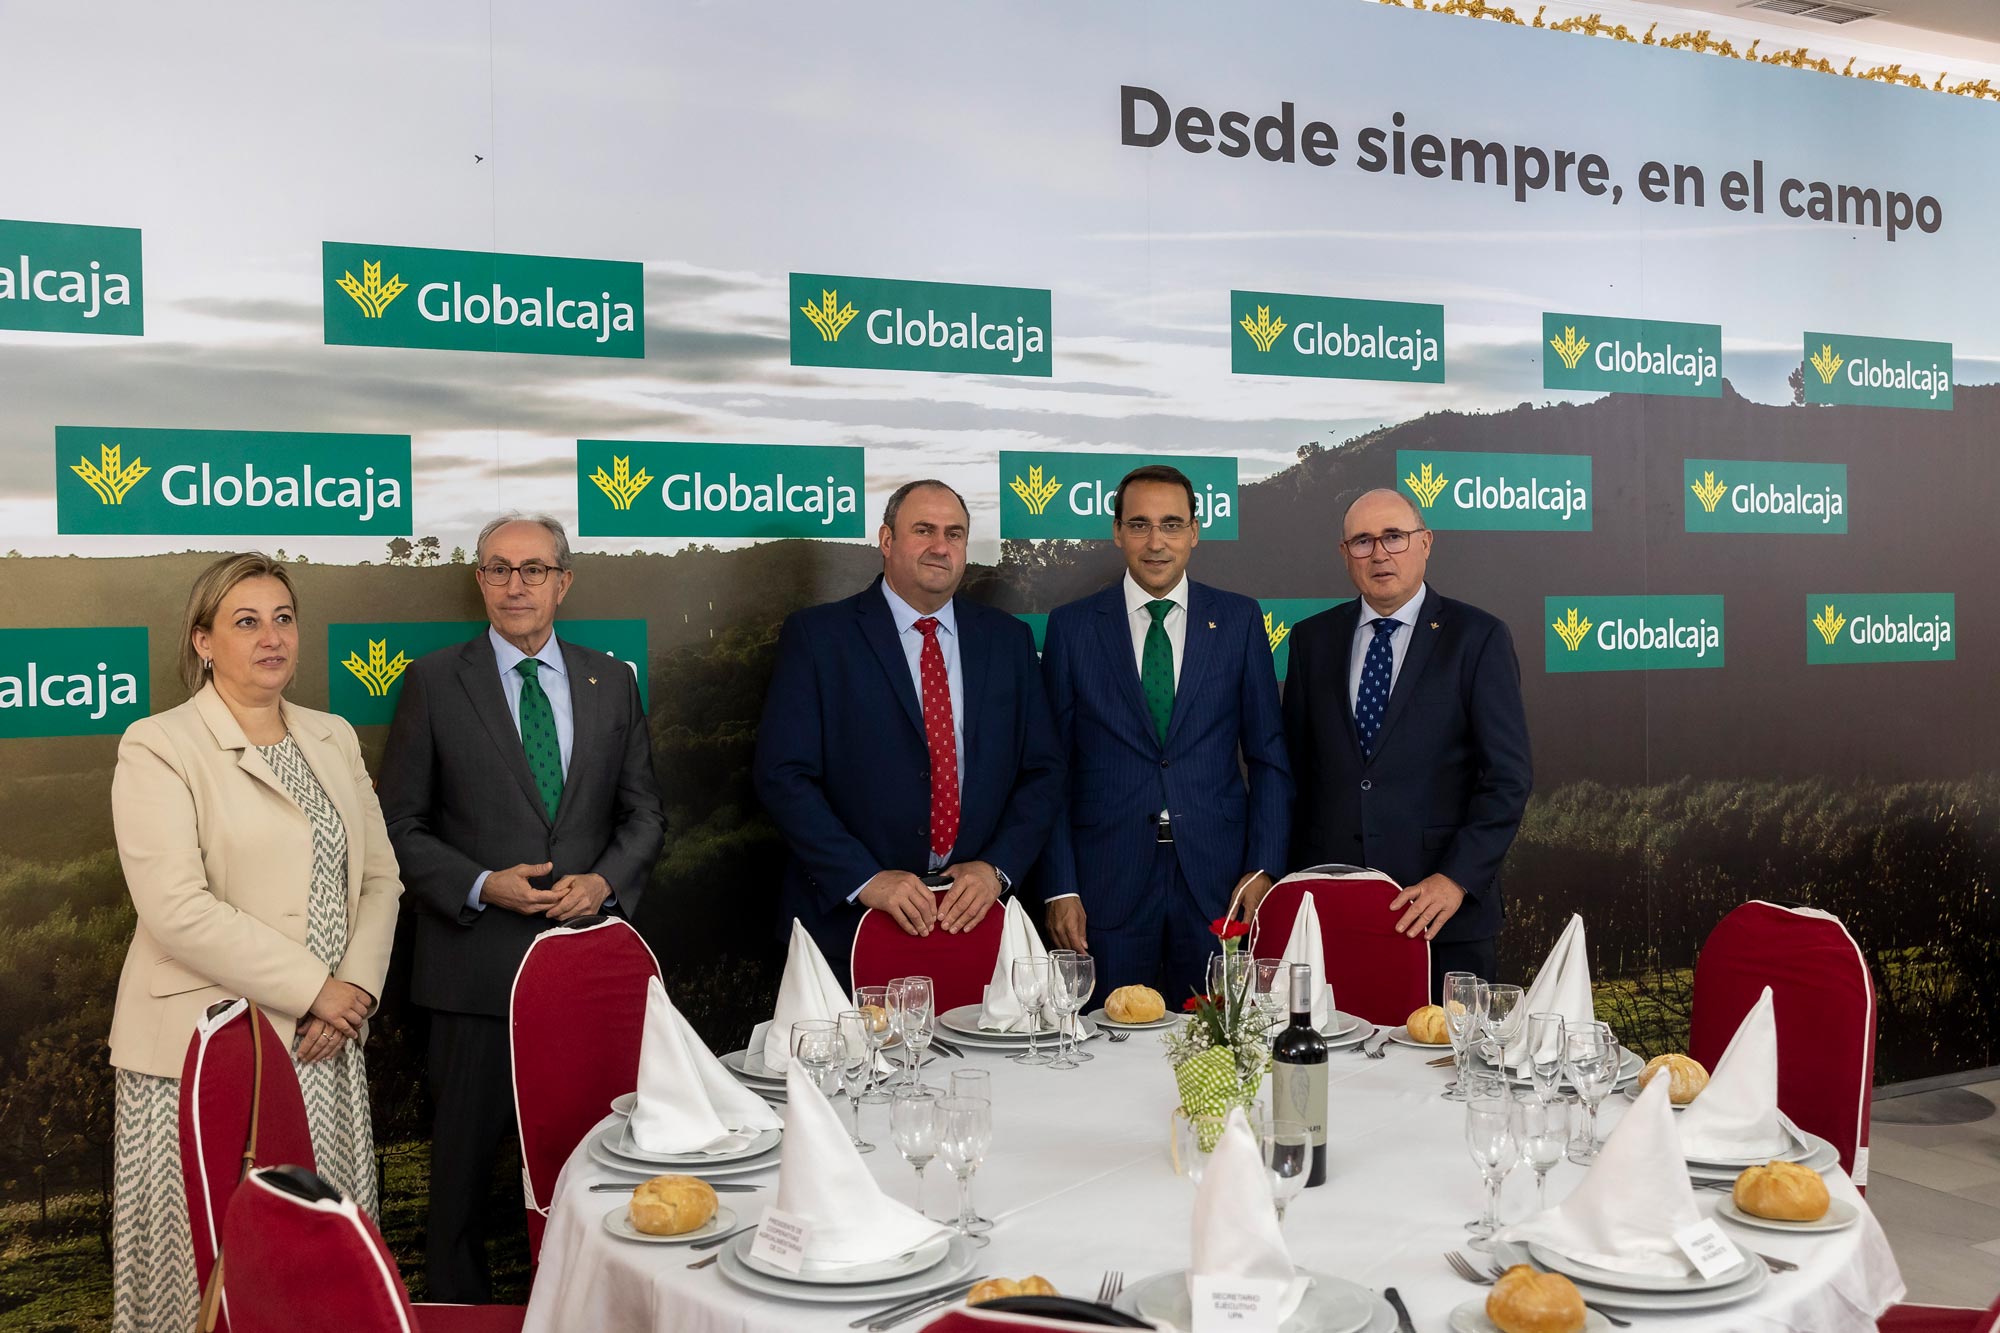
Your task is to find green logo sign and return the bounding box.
[1545,596,1724,673]
[1015,613,1048,654]
[577,441,864,538]
[998,451,1238,540]
[790,272,1051,377]
[1802,332,1952,411]
[1259,598,1348,681]
[0,628,148,737]
[323,242,643,358]
[1542,312,1720,398]
[1397,450,1590,530]
[1805,594,1954,665]
[328,619,648,727]
[1231,290,1443,383]
[1684,459,1847,534]
[55,426,411,535]
[0,219,143,336]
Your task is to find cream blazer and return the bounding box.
[108,685,404,1078]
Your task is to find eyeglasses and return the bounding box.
[478,561,561,586]
[1119,518,1193,538]
[1341,528,1425,557]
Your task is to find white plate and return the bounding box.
[611,1121,780,1166]
[1320,1010,1363,1039]
[1528,1239,1751,1292]
[715,1233,976,1305]
[1325,1023,1379,1052]
[1556,1254,1770,1312]
[1086,1007,1180,1031]
[587,1132,780,1180]
[1621,1081,1688,1110]
[1716,1195,1860,1233]
[721,1048,791,1084]
[939,1004,1062,1040]
[1471,1046,1644,1089]
[610,1091,636,1116]
[1687,1130,1838,1182]
[1448,1298,1615,1333]
[1683,1119,1815,1169]
[739,1229,952,1285]
[929,1019,1101,1051]
[601,1201,736,1244]
[1116,1269,1390,1333]
[1385,1025,1451,1049]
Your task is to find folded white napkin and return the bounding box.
[1277,895,1332,1030]
[758,919,855,1074]
[772,1062,943,1265]
[979,897,1052,1031]
[1677,986,1790,1161]
[1497,1075,1703,1277]
[630,976,783,1154]
[1504,913,1593,1072]
[1190,1107,1309,1319]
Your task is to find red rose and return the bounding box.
[1182,994,1212,1013]
[1209,917,1250,941]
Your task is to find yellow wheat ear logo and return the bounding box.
[1690,470,1728,514]
[71,443,150,505]
[1238,305,1287,353]
[1812,604,1847,646]
[1810,343,1844,385]
[1551,607,1593,652]
[800,289,858,342]
[1263,612,1291,653]
[588,455,654,511]
[1405,462,1449,508]
[336,260,408,319]
[342,639,412,697]
[1549,326,1591,371]
[1009,465,1062,516]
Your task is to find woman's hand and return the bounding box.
[294,1016,348,1064]
[309,978,375,1039]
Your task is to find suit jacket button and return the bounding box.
[1160,759,1170,769]
[1360,779,1373,791]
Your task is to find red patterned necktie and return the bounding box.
[913,617,959,861]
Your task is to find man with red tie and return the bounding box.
[753,480,1065,981]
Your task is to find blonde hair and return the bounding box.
[180,553,299,695]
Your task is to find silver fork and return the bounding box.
[1096,1270,1125,1304]
[1106,1029,1132,1043]
[1442,1253,1633,1328]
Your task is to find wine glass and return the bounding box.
[1009,957,1051,1065]
[1465,1089,1521,1250]
[888,1087,938,1216]
[1063,950,1097,1063]
[889,976,936,1089]
[1479,982,1526,1073]
[1207,951,1251,1013]
[1518,1090,1566,1211]
[1253,1116,1312,1224]
[945,1069,995,1234]
[1561,1021,1618,1164]
[1252,957,1288,1033]
[791,1020,842,1102]
[937,1096,993,1248]
[1525,1011,1565,1104]
[834,1010,876,1153]
[853,984,893,1104]
[1441,972,1486,1102]
[1047,951,1090,1069]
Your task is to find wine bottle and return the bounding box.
[1270,962,1328,1187]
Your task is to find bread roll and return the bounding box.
[1733,1159,1830,1221]
[628,1174,718,1236]
[1406,1004,1450,1044]
[1105,985,1166,1024]
[1485,1264,1586,1333]
[1638,1052,1709,1104]
[967,1275,1058,1304]
[858,1003,891,1034]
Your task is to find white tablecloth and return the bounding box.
[524,1033,1904,1332]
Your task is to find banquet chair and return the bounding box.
[1251,868,1429,1025]
[851,888,1007,1012]
[1689,900,1876,1184]
[220,1163,525,1332]
[1876,1291,2000,1333]
[510,914,661,1261]
[920,1307,1140,1331]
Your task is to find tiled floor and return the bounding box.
[1872,1078,2000,1307]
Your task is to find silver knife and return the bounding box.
[928,1036,965,1058]
[1384,1286,1416,1333]
[866,1278,985,1332]
[848,1276,984,1329]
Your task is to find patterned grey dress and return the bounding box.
[111,734,379,1332]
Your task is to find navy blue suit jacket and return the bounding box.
[1039,581,1292,929]
[752,577,1065,970]
[1282,587,1532,944]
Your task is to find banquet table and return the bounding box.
[523,1030,1904,1332]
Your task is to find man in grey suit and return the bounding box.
[378,513,665,1303]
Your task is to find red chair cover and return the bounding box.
[1690,901,1876,1184]
[851,889,1006,1013]
[178,998,317,1329]
[1251,869,1430,1026]
[510,915,660,1260]
[1877,1294,2000,1333]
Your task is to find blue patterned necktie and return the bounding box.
[1355,618,1401,758]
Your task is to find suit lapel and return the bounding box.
[1164,582,1219,747]
[857,581,925,740]
[955,599,986,761]
[557,639,602,829]
[1327,599,1366,756]
[1366,587,1443,761]
[456,633,552,827]
[193,686,290,802]
[1093,584,1156,744]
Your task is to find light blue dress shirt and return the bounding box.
[469,627,575,911]
[1347,581,1428,713]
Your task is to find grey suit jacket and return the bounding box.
[377,631,667,1016]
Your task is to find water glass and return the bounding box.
[1561,1021,1619,1164]
[1518,1090,1566,1211]
[937,1095,993,1247]
[834,1010,876,1152]
[1174,1111,1226,1183]
[854,984,893,1103]
[1253,1116,1312,1224]
[888,1087,938,1216]
[888,975,936,1089]
[1465,1090,1521,1250]
[1525,1011,1565,1103]
[949,1067,991,1101]
[791,1020,842,1102]
[1441,971,1486,1102]
[1252,957,1288,1032]
[1009,957,1052,1065]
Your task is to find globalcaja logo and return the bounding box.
[0,219,143,336]
[1542,312,1721,398]
[1683,459,1847,534]
[1230,290,1444,384]
[0,628,148,738]
[1805,594,1954,665]
[789,272,1051,377]
[55,427,411,536]
[1544,596,1725,673]
[998,451,1238,540]
[576,441,865,538]
[327,619,649,727]
[1395,450,1590,531]
[1258,598,1348,681]
[1802,331,1952,411]
[323,242,643,359]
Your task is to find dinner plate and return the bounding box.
[1115,1269,1391,1333]
[1086,1007,1180,1031]
[715,1232,976,1305]
[1687,1129,1838,1182]
[1682,1118,1815,1169]
[1324,1022,1379,1052]
[1528,1239,1752,1292]
[931,1018,1101,1051]
[587,1130,781,1180]
[939,1004,1063,1040]
[600,1201,736,1244]
[1320,1010,1363,1039]
[1553,1254,1770,1312]
[610,1121,780,1166]
[1471,1046,1644,1089]
[1448,1299,1615,1333]
[1620,1081,1687,1110]
[1715,1195,1860,1233]
[739,1229,952,1284]
[610,1091,636,1116]
[1385,1025,1451,1049]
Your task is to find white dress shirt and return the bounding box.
[470,627,575,911]
[1123,571,1188,687]
[1348,582,1428,715]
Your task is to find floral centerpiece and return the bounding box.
[1164,910,1271,1146]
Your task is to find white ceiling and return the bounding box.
[1650,0,2000,57]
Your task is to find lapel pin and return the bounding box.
[1207,621,1217,630]
[1429,622,1440,630]
[588,676,599,685]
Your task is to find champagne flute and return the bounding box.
[889,975,936,1090]
[1047,951,1089,1069]
[888,1087,938,1217]
[1066,952,1096,1063]
[1252,957,1288,1034]
[1518,1090,1565,1211]
[937,1096,993,1248]
[1253,1116,1312,1224]
[1525,1011,1565,1103]
[854,984,893,1104]
[1009,957,1052,1065]
[1479,982,1527,1073]
[834,1010,876,1152]
[1465,1089,1521,1250]
[1561,1021,1618,1164]
[1207,951,1251,1018]
[1441,972,1485,1102]
[946,1069,994,1234]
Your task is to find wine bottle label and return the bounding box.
[1272,1062,1328,1148]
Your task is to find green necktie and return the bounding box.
[1141,599,1175,745]
[515,658,564,819]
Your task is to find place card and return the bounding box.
[1672,1217,1740,1279]
[1191,1275,1287,1333]
[749,1207,812,1274]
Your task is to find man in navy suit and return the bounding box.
[1040,465,1292,1004]
[754,480,1063,979]
[1283,488,1532,997]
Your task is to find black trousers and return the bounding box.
[425,1010,516,1304]
[1429,936,1499,1005]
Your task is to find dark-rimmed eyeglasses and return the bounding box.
[478,561,562,586]
[1341,528,1426,558]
